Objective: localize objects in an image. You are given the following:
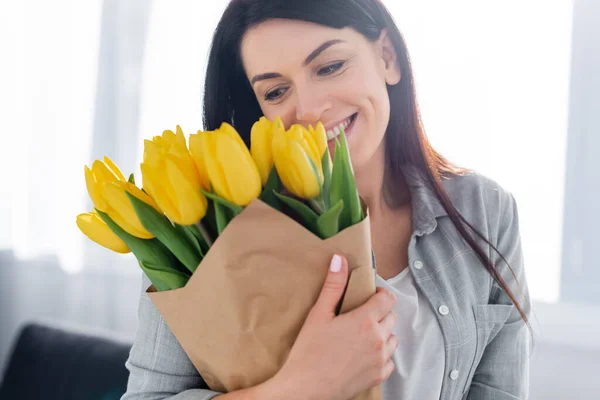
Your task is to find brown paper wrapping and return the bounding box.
[147,198,381,399]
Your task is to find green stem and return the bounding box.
[196,221,214,247]
[309,196,326,215]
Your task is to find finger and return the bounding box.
[313,254,349,318]
[383,333,398,361]
[383,359,395,379]
[365,289,396,322]
[379,311,397,337]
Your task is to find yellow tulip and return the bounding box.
[84,156,126,212]
[141,126,208,225]
[289,124,323,179]
[308,122,328,158]
[250,116,284,185]
[272,124,323,199]
[102,181,159,239]
[76,211,130,254]
[189,123,261,206]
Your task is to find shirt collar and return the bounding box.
[399,164,448,236]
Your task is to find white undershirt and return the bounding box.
[375,268,445,399]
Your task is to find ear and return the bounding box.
[377,29,401,85]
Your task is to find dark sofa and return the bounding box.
[0,322,132,400]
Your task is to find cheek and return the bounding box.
[348,81,390,168]
[261,105,296,129]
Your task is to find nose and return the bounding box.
[294,86,331,126]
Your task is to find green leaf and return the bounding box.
[128,173,135,185]
[309,196,325,214]
[139,260,189,292]
[187,223,210,253]
[96,210,190,290]
[338,126,363,225]
[317,199,344,239]
[307,155,323,187]
[321,150,332,209]
[175,223,204,258]
[274,191,319,234]
[260,167,282,211]
[126,193,202,274]
[203,200,218,240]
[214,201,230,234]
[194,221,213,250]
[200,189,243,215]
[330,139,350,228]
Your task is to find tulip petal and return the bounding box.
[272,129,296,195]
[215,133,262,205]
[103,156,127,182]
[219,122,247,148]
[141,163,180,223]
[123,181,160,210]
[310,122,328,157]
[102,182,154,239]
[300,129,324,180]
[188,132,212,191]
[166,157,208,225]
[144,139,163,165]
[288,140,321,199]
[92,159,121,183]
[85,165,108,211]
[169,148,201,191]
[76,212,130,253]
[174,125,187,148]
[107,208,153,239]
[200,131,233,201]
[162,129,176,143]
[251,117,274,186]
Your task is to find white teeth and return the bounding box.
[326,115,354,141]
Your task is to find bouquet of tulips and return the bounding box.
[77,117,379,399]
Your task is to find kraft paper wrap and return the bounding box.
[147,198,381,400]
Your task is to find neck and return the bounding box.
[354,143,387,219]
[354,143,411,220]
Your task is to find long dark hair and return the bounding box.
[203,0,528,324]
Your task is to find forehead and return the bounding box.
[241,19,361,74]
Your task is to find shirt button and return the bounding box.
[438,305,450,315]
[413,260,423,270]
[450,369,459,380]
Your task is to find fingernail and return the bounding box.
[330,254,342,272]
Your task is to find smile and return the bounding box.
[326,113,358,141]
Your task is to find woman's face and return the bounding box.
[241,19,401,172]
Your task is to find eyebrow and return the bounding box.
[250,39,346,85]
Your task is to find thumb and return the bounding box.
[314,254,349,318]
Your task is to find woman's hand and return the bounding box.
[267,254,398,400]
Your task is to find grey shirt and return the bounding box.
[121,164,531,400]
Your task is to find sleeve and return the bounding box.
[467,191,532,400]
[121,274,223,400]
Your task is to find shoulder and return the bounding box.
[441,170,517,225]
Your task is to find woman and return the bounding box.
[122,1,531,399]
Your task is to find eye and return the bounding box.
[317,61,345,76]
[264,87,288,101]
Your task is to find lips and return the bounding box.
[326,113,357,141]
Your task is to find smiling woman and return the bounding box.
[122,1,532,399]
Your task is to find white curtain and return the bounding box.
[0,0,102,273]
[386,0,573,303]
[136,2,229,157]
